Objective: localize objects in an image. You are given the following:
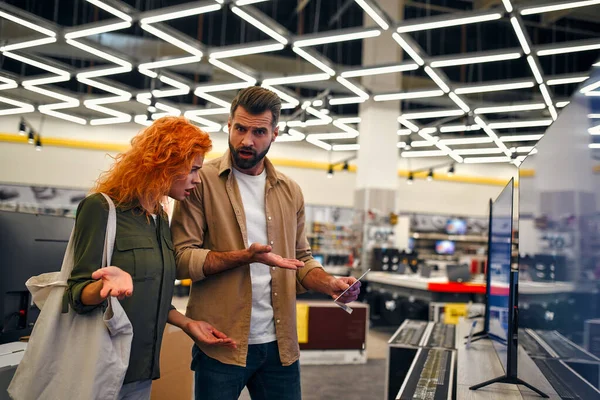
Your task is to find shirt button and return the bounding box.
[274,292,278,296]
[268,216,272,220]
[270,241,274,245]
[272,267,276,271]
[277,319,281,324]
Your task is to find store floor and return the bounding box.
[173,297,395,399]
[238,326,396,400]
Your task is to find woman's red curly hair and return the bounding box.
[93,116,212,212]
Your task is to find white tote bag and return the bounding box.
[8,193,133,400]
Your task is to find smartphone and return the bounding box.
[334,268,370,314]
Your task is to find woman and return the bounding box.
[67,116,236,399]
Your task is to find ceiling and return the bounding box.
[1,0,600,164]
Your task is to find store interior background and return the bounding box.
[1,0,600,399]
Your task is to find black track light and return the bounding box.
[301,110,307,124]
[448,164,455,176]
[405,137,412,150]
[327,165,334,178]
[146,108,153,121]
[407,172,414,184]
[35,135,42,151]
[342,161,349,171]
[323,95,330,109]
[27,129,35,144]
[427,169,434,181]
[18,119,26,135]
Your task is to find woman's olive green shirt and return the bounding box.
[66,193,176,384]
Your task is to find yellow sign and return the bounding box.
[296,303,309,344]
[444,303,468,325]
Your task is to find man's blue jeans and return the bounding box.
[191,341,301,400]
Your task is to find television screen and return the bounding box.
[488,179,514,363]
[435,240,455,255]
[446,218,467,235]
[312,254,325,265]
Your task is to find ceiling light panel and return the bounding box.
[373,90,444,102]
[354,0,390,30]
[521,0,600,15]
[231,6,288,44]
[294,29,381,47]
[430,52,521,68]
[340,63,419,78]
[397,12,502,33]
[455,81,535,94]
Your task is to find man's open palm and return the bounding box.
[249,243,304,270]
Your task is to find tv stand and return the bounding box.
[470,375,548,398]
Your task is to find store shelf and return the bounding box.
[411,232,488,243]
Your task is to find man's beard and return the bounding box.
[229,141,271,170]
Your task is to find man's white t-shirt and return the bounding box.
[232,168,276,345]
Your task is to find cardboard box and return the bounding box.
[151,325,194,400]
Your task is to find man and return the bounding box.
[171,86,361,400]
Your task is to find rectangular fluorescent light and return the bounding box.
[139,55,201,72]
[588,143,600,149]
[333,120,359,136]
[516,146,535,153]
[510,17,530,54]
[548,105,558,121]
[431,52,521,68]
[294,29,381,47]
[0,37,57,52]
[0,11,56,36]
[263,73,330,86]
[3,52,69,77]
[501,134,544,142]
[439,137,493,145]
[275,128,305,142]
[588,114,600,118]
[335,117,361,124]
[39,108,87,125]
[556,101,570,108]
[411,140,434,147]
[374,89,444,102]
[455,81,534,94]
[262,85,300,107]
[398,117,419,132]
[463,156,510,164]
[424,66,450,93]
[527,56,544,84]
[440,124,480,133]
[488,119,553,129]
[521,0,600,15]
[231,7,288,44]
[537,42,600,56]
[397,141,407,148]
[392,33,424,65]
[397,129,412,136]
[588,124,600,135]
[183,108,229,116]
[194,91,231,108]
[580,80,600,94]
[449,92,470,112]
[402,109,464,120]
[141,4,221,24]
[141,24,203,57]
[336,76,369,99]
[455,148,504,155]
[474,116,498,140]
[502,0,514,12]
[67,39,132,68]
[401,150,446,157]
[397,12,502,33]
[340,63,419,78]
[65,21,131,39]
[475,103,546,114]
[329,96,365,105]
[235,0,269,5]
[539,83,553,106]
[305,137,332,151]
[86,0,132,21]
[332,144,360,151]
[210,43,284,59]
[355,0,389,30]
[208,58,256,83]
[292,47,335,76]
[195,82,253,93]
[0,95,35,116]
[547,75,588,85]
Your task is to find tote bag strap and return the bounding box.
[99,193,117,268]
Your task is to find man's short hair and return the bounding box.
[230,86,282,129]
